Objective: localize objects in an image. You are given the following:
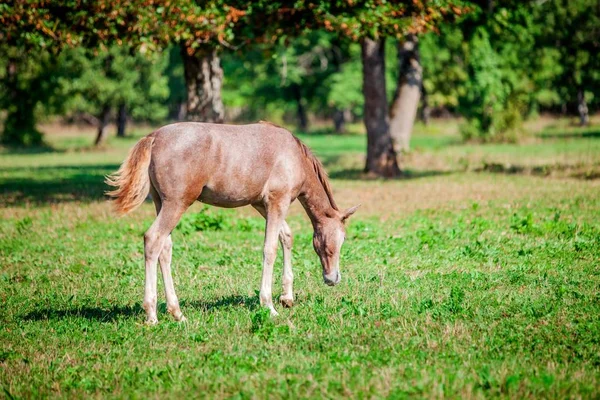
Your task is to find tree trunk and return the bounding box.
[577,88,589,126]
[333,108,350,134]
[361,38,401,177]
[177,103,186,121]
[117,103,127,137]
[389,34,422,153]
[181,45,224,123]
[94,105,111,146]
[420,83,431,125]
[292,84,309,131]
[561,103,568,116]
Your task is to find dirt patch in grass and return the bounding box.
[2,172,598,221]
[327,174,599,218]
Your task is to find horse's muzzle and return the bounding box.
[323,270,341,286]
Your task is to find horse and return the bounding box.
[106,121,359,324]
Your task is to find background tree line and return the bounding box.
[1,0,598,177]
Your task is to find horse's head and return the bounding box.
[313,205,360,286]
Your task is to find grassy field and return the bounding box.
[1,120,599,398]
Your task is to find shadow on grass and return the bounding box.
[538,128,600,139]
[0,147,62,155]
[329,168,454,180]
[476,162,600,180]
[0,142,62,155]
[296,128,363,136]
[21,295,259,323]
[22,304,143,323]
[321,154,455,180]
[182,295,259,312]
[476,162,552,176]
[0,164,119,206]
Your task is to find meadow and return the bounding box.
[1,119,599,398]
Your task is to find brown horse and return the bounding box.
[106,121,358,324]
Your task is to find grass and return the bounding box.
[1,119,599,398]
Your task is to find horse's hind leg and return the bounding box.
[144,196,189,325]
[151,189,185,321]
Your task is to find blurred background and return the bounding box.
[0,0,598,179]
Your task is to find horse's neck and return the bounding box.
[299,171,336,227]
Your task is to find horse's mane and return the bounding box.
[258,120,284,129]
[258,121,338,211]
[292,136,339,211]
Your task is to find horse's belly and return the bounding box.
[197,186,257,208]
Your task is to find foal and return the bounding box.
[107,121,358,324]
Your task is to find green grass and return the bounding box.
[1,120,599,398]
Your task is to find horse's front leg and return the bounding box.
[260,201,288,316]
[279,221,294,308]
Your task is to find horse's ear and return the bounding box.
[341,204,360,222]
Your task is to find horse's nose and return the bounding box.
[323,270,341,286]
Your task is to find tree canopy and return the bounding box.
[1,0,598,176]
[1,1,468,51]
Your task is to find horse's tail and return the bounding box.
[105,135,155,215]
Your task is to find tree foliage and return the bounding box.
[419,0,598,141]
[537,0,600,113]
[0,47,59,145]
[2,0,598,150]
[56,46,169,123]
[221,37,401,124]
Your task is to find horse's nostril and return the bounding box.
[324,271,341,286]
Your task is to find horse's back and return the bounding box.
[148,122,305,207]
[152,121,292,150]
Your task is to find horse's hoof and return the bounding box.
[270,308,279,317]
[280,297,294,308]
[145,318,158,326]
[169,308,186,322]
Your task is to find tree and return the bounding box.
[536,0,600,125]
[2,0,464,162]
[221,32,352,130]
[325,43,364,133]
[418,1,557,141]
[56,46,169,145]
[0,1,66,145]
[175,1,464,175]
[117,103,127,137]
[0,0,243,128]
[284,1,466,176]
[181,45,225,123]
[419,25,468,117]
[0,47,51,146]
[417,0,599,141]
[389,34,422,153]
[361,38,399,176]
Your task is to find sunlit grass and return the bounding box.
[1,119,599,398]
